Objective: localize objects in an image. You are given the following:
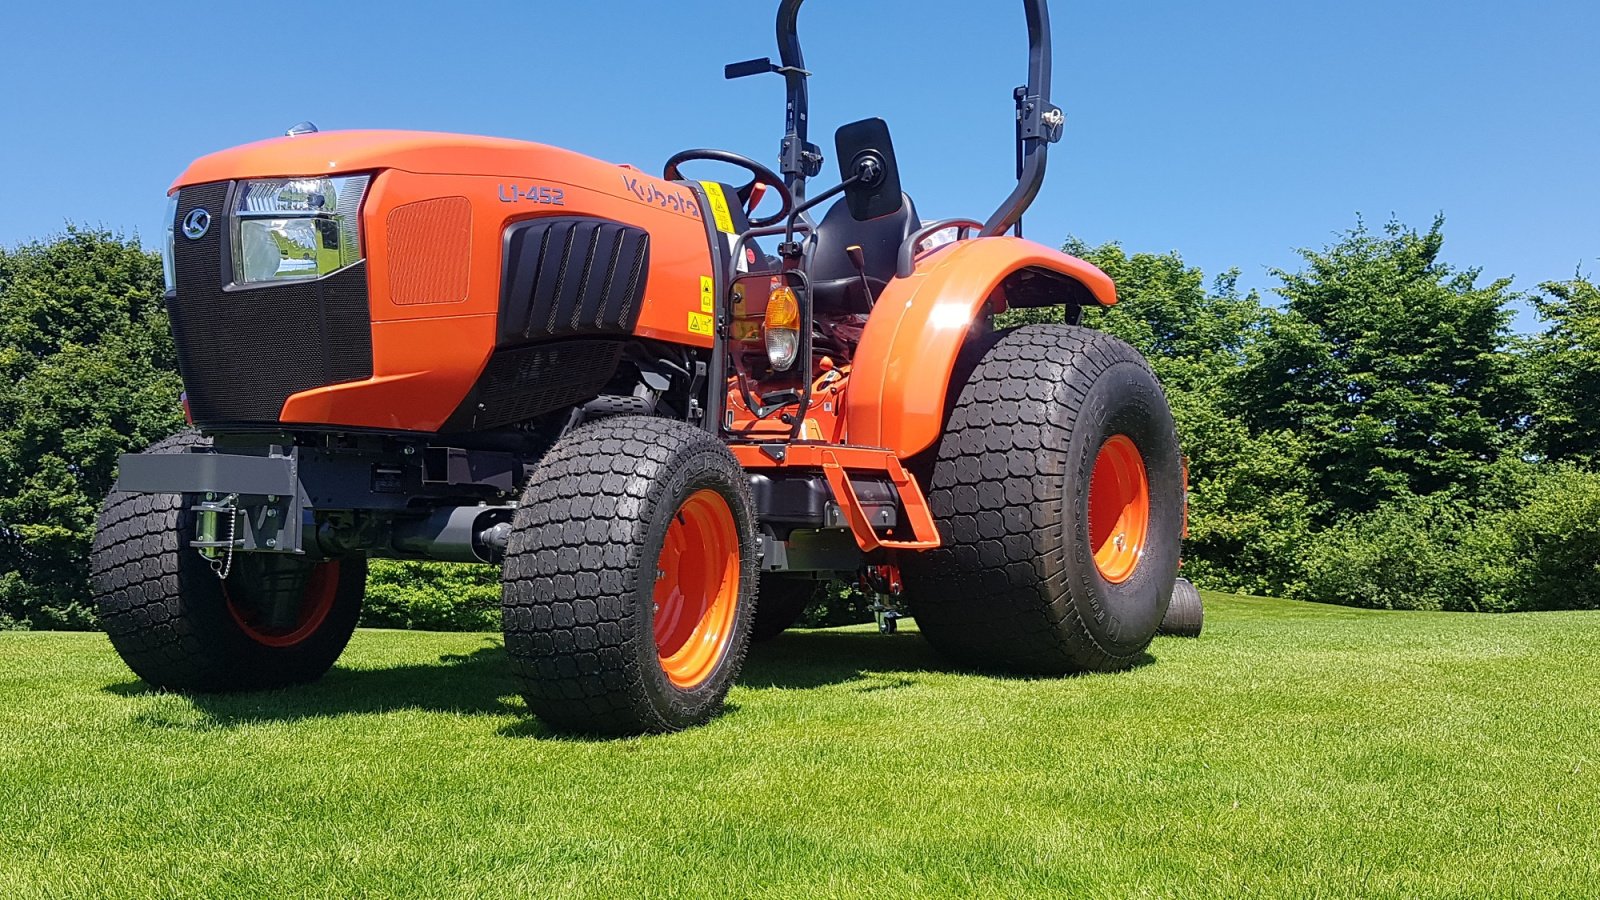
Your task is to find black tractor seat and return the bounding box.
[806,193,919,314]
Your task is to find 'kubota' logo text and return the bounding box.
[621,176,702,220]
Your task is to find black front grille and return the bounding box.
[170,182,373,425]
[498,217,649,345]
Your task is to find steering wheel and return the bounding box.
[663,149,794,228]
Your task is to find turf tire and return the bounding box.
[752,576,816,642]
[500,417,758,735]
[904,324,1184,673]
[90,431,366,692]
[1158,577,1204,638]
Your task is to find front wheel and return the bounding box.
[90,432,366,692]
[500,417,758,735]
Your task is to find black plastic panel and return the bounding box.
[498,217,649,345]
[170,182,373,425]
[749,472,900,531]
[440,339,624,432]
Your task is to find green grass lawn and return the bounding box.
[2,593,1598,898]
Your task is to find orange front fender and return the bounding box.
[849,236,1116,457]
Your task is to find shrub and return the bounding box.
[1297,468,1600,612]
[798,581,875,628]
[1169,389,1319,598]
[1296,495,1475,611]
[360,561,500,631]
[1463,468,1600,611]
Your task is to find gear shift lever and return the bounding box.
[846,244,873,308]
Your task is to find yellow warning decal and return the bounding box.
[699,181,736,234]
[688,311,715,336]
[700,275,715,313]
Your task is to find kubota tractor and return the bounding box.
[92,0,1187,734]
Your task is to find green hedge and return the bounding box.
[1297,467,1600,611]
[360,561,500,631]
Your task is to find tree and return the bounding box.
[1067,240,1267,394]
[0,228,183,629]
[1524,273,1600,466]
[1236,217,1522,515]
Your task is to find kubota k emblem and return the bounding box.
[182,208,211,240]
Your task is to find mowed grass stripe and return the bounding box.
[1,594,1596,898]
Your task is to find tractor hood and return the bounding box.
[170,129,605,191]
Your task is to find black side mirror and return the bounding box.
[834,118,903,221]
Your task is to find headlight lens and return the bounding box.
[162,194,178,292]
[231,175,369,284]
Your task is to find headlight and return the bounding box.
[162,194,178,292]
[231,175,370,284]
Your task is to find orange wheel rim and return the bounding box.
[653,489,741,689]
[224,561,340,648]
[1088,435,1150,583]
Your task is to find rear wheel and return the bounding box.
[752,576,816,642]
[904,324,1184,673]
[500,417,757,735]
[90,431,366,692]
[1158,577,1204,638]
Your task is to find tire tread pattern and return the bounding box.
[500,416,757,735]
[906,324,1181,673]
[1158,577,1204,637]
[92,431,365,691]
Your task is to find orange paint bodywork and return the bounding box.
[166,130,1122,555]
[172,130,718,433]
[726,365,850,443]
[848,236,1117,457]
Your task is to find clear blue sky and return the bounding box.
[3,0,1595,330]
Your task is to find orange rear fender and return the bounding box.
[848,236,1116,457]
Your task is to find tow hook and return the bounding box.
[861,563,906,634]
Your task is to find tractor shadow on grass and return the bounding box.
[103,629,1152,738]
[103,640,523,730]
[738,629,1154,691]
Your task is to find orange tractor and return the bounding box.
[92,0,1190,734]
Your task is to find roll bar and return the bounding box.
[775,0,822,206]
[763,0,1063,236]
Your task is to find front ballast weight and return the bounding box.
[117,447,305,558]
[113,442,518,566]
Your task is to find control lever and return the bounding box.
[846,244,874,308]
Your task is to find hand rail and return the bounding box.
[981,0,1063,236]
